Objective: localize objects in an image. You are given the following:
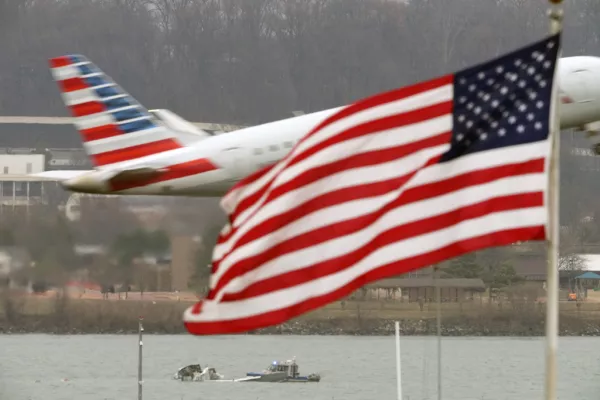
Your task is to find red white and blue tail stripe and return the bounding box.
[49,54,183,168]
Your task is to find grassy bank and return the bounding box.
[2,293,600,336]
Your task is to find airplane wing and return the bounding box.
[28,167,163,185]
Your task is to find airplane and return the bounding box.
[25,54,600,198]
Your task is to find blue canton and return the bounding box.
[441,33,561,162]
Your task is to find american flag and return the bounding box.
[184,33,561,335]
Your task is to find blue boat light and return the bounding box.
[272,361,277,365]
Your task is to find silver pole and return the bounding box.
[138,316,144,400]
[545,2,563,400]
[434,265,442,400]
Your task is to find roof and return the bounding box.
[366,278,486,290]
[575,271,600,280]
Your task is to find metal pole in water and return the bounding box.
[395,321,403,400]
[138,316,144,400]
[434,265,442,400]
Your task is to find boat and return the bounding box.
[173,364,226,381]
[244,357,321,383]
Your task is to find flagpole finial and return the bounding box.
[547,0,564,35]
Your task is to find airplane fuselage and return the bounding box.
[51,55,600,198]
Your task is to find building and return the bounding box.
[364,278,486,302]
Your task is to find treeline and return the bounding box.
[0,0,599,124]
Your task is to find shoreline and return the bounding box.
[3,295,600,336]
[3,314,600,336]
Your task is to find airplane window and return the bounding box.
[283,141,293,148]
[269,145,279,152]
[253,148,263,155]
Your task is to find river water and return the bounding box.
[0,334,598,400]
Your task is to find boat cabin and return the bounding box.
[266,359,299,378]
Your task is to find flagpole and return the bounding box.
[545,2,563,400]
[434,265,442,400]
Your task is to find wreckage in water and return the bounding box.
[173,364,225,381]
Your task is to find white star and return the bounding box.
[509,94,516,101]
[467,102,474,110]
[482,112,490,120]
[518,80,526,88]
[527,113,535,121]
[518,104,527,112]
[458,115,465,122]
[481,133,488,140]
[534,74,542,81]
[491,99,500,108]
[547,41,555,49]
[459,78,466,85]
[491,121,499,128]
[500,86,508,95]
[469,84,476,92]
[477,91,484,98]
[515,59,522,66]
[487,78,495,86]
[536,54,545,62]
[478,72,485,80]
[535,122,543,130]
[508,116,517,124]
[499,128,506,136]
[532,51,540,59]
[457,133,464,141]
[517,125,525,133]
[474,106,481,114]
[483,93,491,101]
[529,91,538,100]
[503,111,510,118]
[527,66,536,75]
[466,121,474,128]
[543,60,551,69]
[496,66,504,74]
[536,101,544,108]
[539,80,547,88]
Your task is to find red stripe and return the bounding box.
[49,56,72,68]
[227,101,453,230]
[69,101,105,117]
[80,125,123,142]
[109,158,218,192]
[305,74,454,143]
[92,139,182,166]
[209,158,545,299]
[185,226,545,334]
[58,77,88,93]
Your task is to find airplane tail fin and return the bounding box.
[49,54,183,169]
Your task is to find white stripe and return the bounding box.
[61,84,116,106]
[185,207,546,323]
[230,114,452,232]
[52,65,82,81]
[86,127,169,155]
[74,113,114,130]
[221,84,454,215]
[212,141,450,263]
[116,115,152,125]
[211,169,547,298]
[409,140,550,188]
